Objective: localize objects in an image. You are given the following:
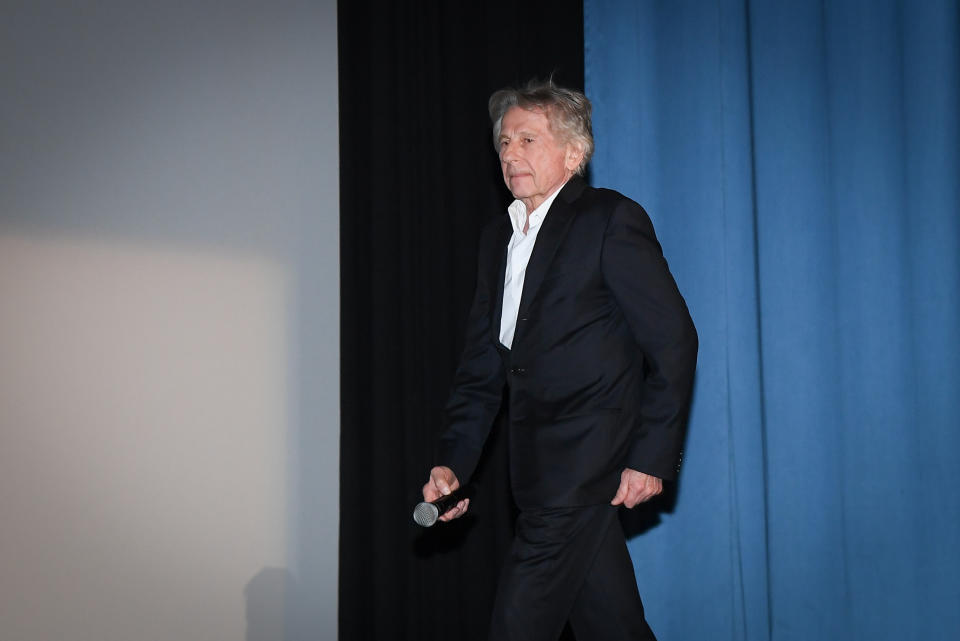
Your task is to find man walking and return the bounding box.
[423,79,698,641]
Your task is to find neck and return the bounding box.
[520,196,545,212]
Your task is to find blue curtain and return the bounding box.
[585,1,960,639]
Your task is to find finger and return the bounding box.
[439,498,469,521]
[611,482,628,506]
[642,478,663,501]
[442,500,465,519]
[635,487,656,505]
[439,500,462,521]
[632,481,662,506]
[424,475,449,501]
[422,481,441,502]
[430,467,460,496]
[625,481,651,508]
[430,470,451,496]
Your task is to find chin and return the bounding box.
[509,179,533,193]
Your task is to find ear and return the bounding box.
[564,141,585,173]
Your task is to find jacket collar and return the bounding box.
[490,176,588,346]
[514,177,584,327]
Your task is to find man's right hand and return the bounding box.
[422,466,469,522]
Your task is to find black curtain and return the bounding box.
[338,2,584,640]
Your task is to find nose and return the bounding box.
[500,140,517,163]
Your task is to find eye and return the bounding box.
[523,137,534,144]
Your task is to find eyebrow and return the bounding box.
[499,130,536,141]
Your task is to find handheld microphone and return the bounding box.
[412,490,466,527]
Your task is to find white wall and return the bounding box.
[0,2,339,640]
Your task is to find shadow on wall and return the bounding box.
[245,567,298,641]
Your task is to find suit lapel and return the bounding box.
[515,177,585,323]
[489,218,512,344]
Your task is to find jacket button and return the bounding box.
[510,367,526,376]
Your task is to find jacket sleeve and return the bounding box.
[600,198,698,480]
[435,223,507,485]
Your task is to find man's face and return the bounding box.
[498,106,579,211]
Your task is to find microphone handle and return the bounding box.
[431,491,462,514]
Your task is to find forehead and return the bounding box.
[500,106,553,134]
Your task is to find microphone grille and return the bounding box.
[413,502,440,527]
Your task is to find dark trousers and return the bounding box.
[488,504,657,641]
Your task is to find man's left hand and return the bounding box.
[611,468,663,508]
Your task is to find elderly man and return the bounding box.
[422,79,697,641]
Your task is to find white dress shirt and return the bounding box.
[498,184,566,349]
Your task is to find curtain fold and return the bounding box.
[585,1,960,639]
[338,3,585,639]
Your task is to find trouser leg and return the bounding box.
[567,506,657,641]
[487,506,602,641]
[487,504,656,641]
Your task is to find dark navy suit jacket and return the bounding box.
[438,176,698,510]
